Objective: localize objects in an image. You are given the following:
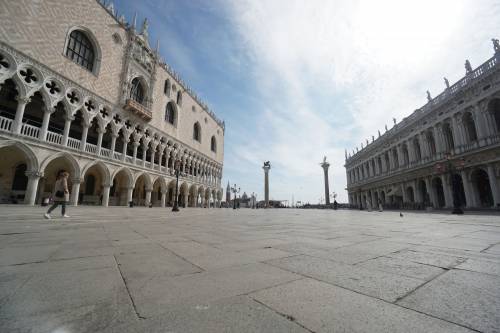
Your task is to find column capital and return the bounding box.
[15,95,31,104]
[25,171,43,178]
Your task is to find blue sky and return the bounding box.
[112,0,500,204]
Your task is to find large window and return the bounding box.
[193,122,201,142]
[165,102,176,125]
[65,30,95,72]
[130,78,144,104]
[211,136,217,152]
[164,79,171,96]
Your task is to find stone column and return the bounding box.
[70,178,82,206]
[161,189,166,207]
[425,178,437,208]
[158,148,164,171]
[102,184,110,207]
[145,188,152,206]
[122,139,129,162]
[62,116,73,146]
[150,145,157,169]
[451,116,464,149]
[39,108,53,141]
[397,145,404,167]
[24,171,41,205]
[110,134,118,155]
[142,143,148,167]
[183,192,188,208]
[132,142,139,164]
[487,164,500,207]
[80,124,89,152]
[461,170,475,208]
[440,174,453,208]
[126,186,134,205]
[12,96,30,134]
[96,128,104,156]
[263,163,271,208]
[321,160,330,205]
[419,133,428,160]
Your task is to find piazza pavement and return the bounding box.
[0,206,500,333]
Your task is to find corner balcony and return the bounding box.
[124,99,152,121]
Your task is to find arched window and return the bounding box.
[177,91,182,106]
[165,102,176,125]
[413,138,421,160]
[211,136,217,152]
[193,122,201,142]
[130,78,145,104]
[442,122,455,152]
[11,163,28,191]
[65,30,95,72]
[463,112,478,142]
[164,79,171,96]
[426,131,436,155]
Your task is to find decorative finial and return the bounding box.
[132,12,137,31]
[156,39,160,54]
[361,142,364,149]
[444,77,450,89]
[345,149,348,159]
[372,135,374,142]
[385,124,388,131]
[366,139,369,145]
[106,2,114,14]
[492,38,500,53]
[426,90,432,102]
[465,59,472,74]
[378,130,381,137]
[142,18,149,38]
[392,118,396,125]
[119,15,125,25]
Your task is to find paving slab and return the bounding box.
[398,269,500,333]
[250,278,474,333]
[265,254,424,302]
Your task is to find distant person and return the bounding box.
[333,200,338,210]
[366,198,372,212]
[44,170,70,219]
[378,199,383,212]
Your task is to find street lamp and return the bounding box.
[172,159,181,212]
[435,154,465,215]
[231,184,240,210]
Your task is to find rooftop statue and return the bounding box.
[493,38,500,53]
[263,161,271,168]
[444,77,450,89]
[426,90,432,102]
[465,59,473,74]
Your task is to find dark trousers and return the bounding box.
[47,201,66,215]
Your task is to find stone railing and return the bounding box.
[124,99,152,121]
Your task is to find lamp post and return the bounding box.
[231,184,240,210]
[435,154,465,215]
[172,159,181,212]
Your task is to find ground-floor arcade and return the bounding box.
[348,163,500,210]
[0,139,223,208]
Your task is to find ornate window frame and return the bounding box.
[63,26,102,76]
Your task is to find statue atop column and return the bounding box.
[320,157,331,206]
[426,90,432,102]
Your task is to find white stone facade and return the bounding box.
[0,0,224,207]
[345,43,500,210]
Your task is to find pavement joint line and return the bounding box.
[113,254,146,320]
[392,268,451,304]
[155,240,206,273]
[480,240,500,253]
[249,296,316,333]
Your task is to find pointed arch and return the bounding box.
[111,167,134,188]
[0,140,39,172]
[40,151,80,179]
[81,160,111,186]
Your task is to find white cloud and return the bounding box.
[221,0,500,203]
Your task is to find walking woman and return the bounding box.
[44,170,70,219]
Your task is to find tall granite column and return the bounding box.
[263,162,271,208]
[321,160,330,205]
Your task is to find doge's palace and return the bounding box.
[0,0,224,208]
[346,40,500,210]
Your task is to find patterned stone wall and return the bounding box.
[0,0,127,104]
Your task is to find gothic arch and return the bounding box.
[0,140,39,172]
[63,26,102,75]
[40,151,81,179]
[81,160,111,186]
